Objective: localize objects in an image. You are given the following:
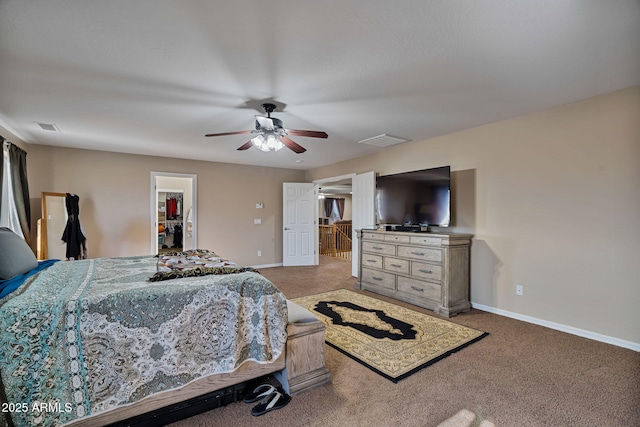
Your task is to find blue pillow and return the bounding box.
[0,227,38,280]
[0,259,58,299]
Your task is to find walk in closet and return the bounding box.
[157,191,184,253]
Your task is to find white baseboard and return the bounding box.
[471,302,640,352]
[250,263,283,269]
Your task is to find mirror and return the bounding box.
[38,192,68,260]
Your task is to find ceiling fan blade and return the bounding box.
[255,116,275,131]
[280,136,306,154]
[205,130,252,137]
[286,129,328,138]
[237,140,253,151]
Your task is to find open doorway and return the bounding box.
[313,172,375,277]
[317,178,353,262]
[150,172,197,254]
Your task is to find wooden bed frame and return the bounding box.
[66,303,331,426]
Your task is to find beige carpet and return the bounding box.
[170,256,640,427]
[292,289,488,382]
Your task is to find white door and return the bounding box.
[283,183,316,266]
[351,171,376,277]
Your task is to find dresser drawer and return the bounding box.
[397,277,441,301]
[362,241,396,256]
[410,235,442,246]
[384,234,411,243]
[397,245,442,262]
[383,257,410,274]
[361,253,383,269]
[412,261,442,282]
[362,268,396,290]
[362,232,385,241]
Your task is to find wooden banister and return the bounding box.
[319,223,352,260]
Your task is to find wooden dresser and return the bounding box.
[356,229,473,317]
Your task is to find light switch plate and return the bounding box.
[254,218,262,224]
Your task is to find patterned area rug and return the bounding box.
[292,289,488,383]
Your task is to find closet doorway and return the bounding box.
[150,172,197,254]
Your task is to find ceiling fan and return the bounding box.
[205,103,328,153]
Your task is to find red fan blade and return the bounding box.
[204,130,252,137]
[280,136,306,154]
[237,140,253,151]
[286,129,328,138]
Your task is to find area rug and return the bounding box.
[291,289,488,383]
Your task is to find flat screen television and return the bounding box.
[375,166,451,227]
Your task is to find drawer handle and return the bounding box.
[372,276,383,281]
[411,286,424,292]
[373,246,384,250]
[411,251,425,256]
[419,269,433,274]
[366,259,377,263]
[390,264,403,268]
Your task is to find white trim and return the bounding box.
[150,172,197,254]
[312,173,356,185]
[250,263,283,269]
[311,172,358,267]
[471,302,640,352]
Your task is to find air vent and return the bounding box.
[358,133,410,147]
[35,122,59,132]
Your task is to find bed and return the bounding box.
[0,228,288,427]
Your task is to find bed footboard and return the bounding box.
[66,351,286,427]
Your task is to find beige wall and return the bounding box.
[26,146,305,266]
[306,87,640,345]
[8,88,639,346]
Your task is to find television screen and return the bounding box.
[375,166,451,227]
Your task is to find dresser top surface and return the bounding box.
[358,229,474,239]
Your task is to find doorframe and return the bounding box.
[312,173,356,266]
[150,172,197,254]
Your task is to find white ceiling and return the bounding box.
[1,1,639,170]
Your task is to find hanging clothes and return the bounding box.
[61,193,87,260]
[172,224,183,248]
[166,197,177,219]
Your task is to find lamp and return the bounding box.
[251,132,285,152]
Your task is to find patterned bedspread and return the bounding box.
[0,255,288,427]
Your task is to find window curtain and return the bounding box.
[323,197,346,222]
[335,198,345,220]
[0,138,32,245]
[323,198,334,218]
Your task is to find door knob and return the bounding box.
[284,227,291,231]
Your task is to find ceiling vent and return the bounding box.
[35,122,59,132]
[358,133,410,147]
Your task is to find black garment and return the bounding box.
[61,193,87,260]
[172,224,183,248]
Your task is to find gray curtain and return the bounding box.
[323,198,334,218]
[3,140,32,245]
[335,198,345,220]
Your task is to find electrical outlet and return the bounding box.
[254,218,262,224]
[516,285,524,296]
[257,250,262,257]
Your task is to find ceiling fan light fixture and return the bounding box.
[252,134,284,152]
[205,102,325,153]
